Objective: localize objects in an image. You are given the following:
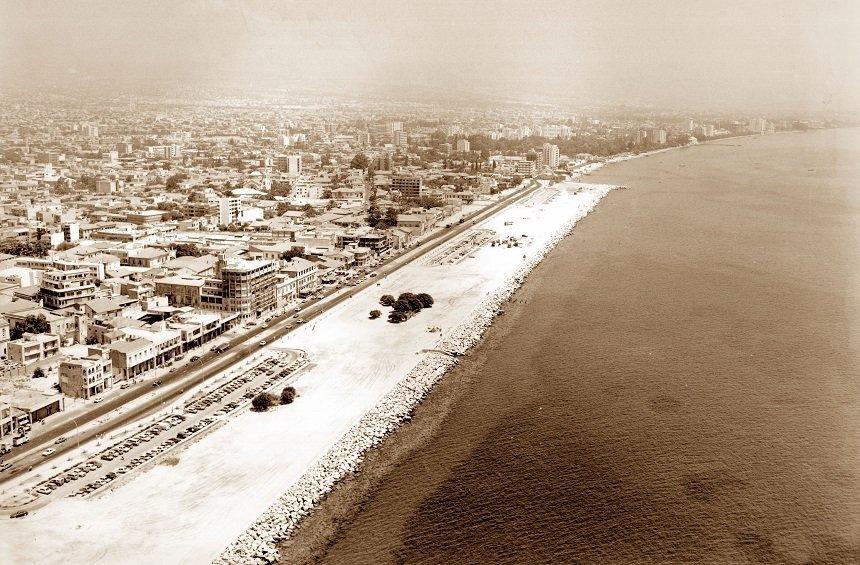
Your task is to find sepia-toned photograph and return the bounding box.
[0,1,857,563]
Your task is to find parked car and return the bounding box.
[0,462,12,472]
[120,382,131,389]
[93,396,104,403]
[152,380,162,387]
[10,510,28,519]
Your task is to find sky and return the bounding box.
[1,0,858,113]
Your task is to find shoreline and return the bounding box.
[215,177,621,563]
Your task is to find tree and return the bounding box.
[416,293,434,308]
[251,392,279,412]
[379,294,395,306]
[0,238,50,258]
[383,207,399,227]
[350,153,369,170]
[392,299,413,313]
[165,173,188,191]
[369,309,381,319]
[302,204,318,217]
[10,314,50,340]
[280,386,296,405]
[171,242,203,257]
[281,248,308,261]
[388,311,408,323]
[32,367,46,379]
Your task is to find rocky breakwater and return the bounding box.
[214,182,617,564]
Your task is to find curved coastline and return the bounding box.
[213,142,719,563]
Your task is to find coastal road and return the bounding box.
[0,178,546,491]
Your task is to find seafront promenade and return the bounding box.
[1,176,618,565]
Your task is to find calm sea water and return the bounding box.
[315,130,860,564]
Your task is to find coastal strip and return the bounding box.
[214,176,618,564]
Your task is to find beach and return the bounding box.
[0,176,619,564]
[283,128,859,564]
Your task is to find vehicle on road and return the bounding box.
[0,462,12,472]
[10,510,28,519]
[120,382,131,389]
[93,396,104,403]
[296,318,304,324]
[54,436,67,444]
[261,323,269,328]
[169,368,177,373]
[258,340,267,347]
[12,435,29,447]
[152,380,162,387]
[41,448,55,457]
[294,307,301,312]
[190,355,201,362]
[369,272,378,277]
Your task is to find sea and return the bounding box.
[289,129,859,564]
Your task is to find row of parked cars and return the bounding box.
[242,358,307,400]
[31,415,187,498]
[185,358,280,414]
[34,459,102,496]
[71,415,205,497]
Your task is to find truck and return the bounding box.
[12,435,29,447]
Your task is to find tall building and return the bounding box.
[391,174,423,199]
[649,128,667,144]
[40,268,97,310]
[748,117,767,133]
[277,154,302,175]
[219,197,241,226]
[216,258,277,317]
[393,130,408,148]
[456,138,471,152]
[542,143,560,169]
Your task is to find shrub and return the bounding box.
[397,292,416,302]
[379,294,395,306]
[406,297,423,312]
[416,293,434,308]
[32,367,46,379]
[251,392,279,412]
[280,386,296,405]
[369,309,381,319]
[392,299,413,313]
[388,311,408,323]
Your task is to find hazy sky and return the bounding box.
[2,0,858,112]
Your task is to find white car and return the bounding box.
[41,448,55,457]
[93,396,104,403]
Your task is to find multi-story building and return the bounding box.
[391,174,423,199]
[7,333,61,366]
[277,154,302,175]
[282,258,319,296]
[649,128,667,144]
[59,351,113,399]
[109,338,155,380]
[40,268,97,310]
[542,143,560,169]
[217,258,277,317]
[219,197,242,225]
[456,138,470,152]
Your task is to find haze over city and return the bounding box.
[2,0,859,113]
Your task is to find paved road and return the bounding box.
[0,179,544,487]
[11,349,304,509]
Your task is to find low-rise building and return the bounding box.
[59,350,113,399]
[7,333,61,366]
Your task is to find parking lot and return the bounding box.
[24,349,307,502]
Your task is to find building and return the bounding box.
[542,143,560,169]
[219,197,242,226]
[282,258,319,296]
[649,128,667,144]
[217,258,277,317]
[277,154,302,175]
[391,175,423,199]
[109,338,155,380]
[59,351,113,399]
[456,138,470,152]
[748,117,767,133]
[96,179,116,194]
[7,333,61,366]
[40,268,97,310]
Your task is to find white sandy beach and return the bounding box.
[0,177,617,564]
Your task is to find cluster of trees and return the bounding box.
[252,386,298,411]
[155,201,192,221]
[280,248,310,262]
[350,153,369,170]
[171,242,204,257]
[0,238,50,258]
[165,173,188,191]
[367,205,399,228]
[269,180,292,198]
[11,314,50,341]
[377,292,434,323]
